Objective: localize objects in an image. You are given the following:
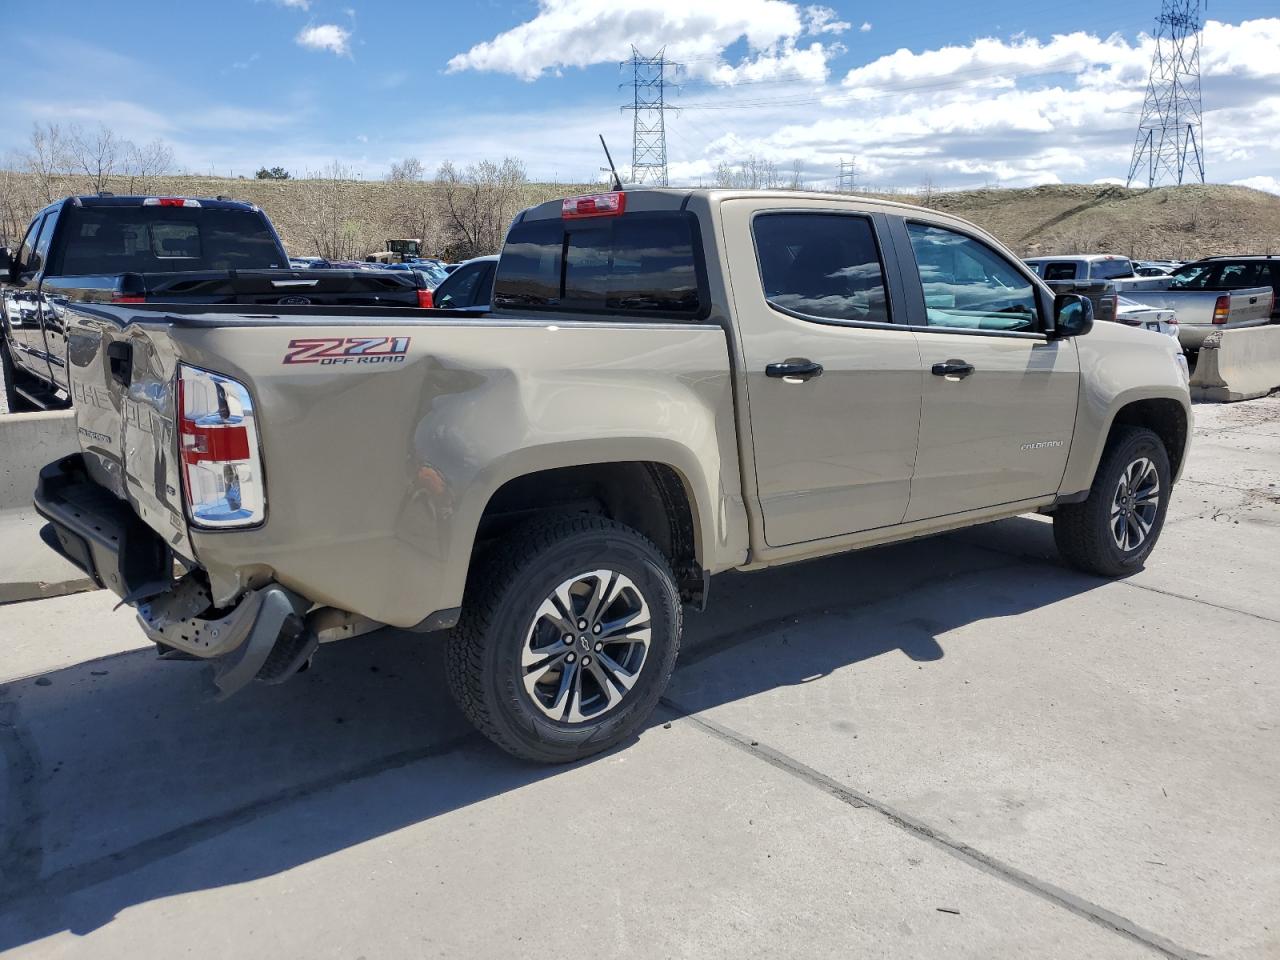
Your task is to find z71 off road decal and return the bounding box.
[283,337,411,366]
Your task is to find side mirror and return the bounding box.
[1052,293,1093,339]
[0,246,11,280]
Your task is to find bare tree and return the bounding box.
[0,160,36,246]
[123,138,175,193]
[295,162,378,260]
[917,176,937,208]
[434,157,527,259]
[22,123,71,204]
[787,159,805,191]
[69,124,123,194]
[714,155,783,189]
[387,157,424,182]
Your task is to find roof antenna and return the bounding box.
[599,134,623,191]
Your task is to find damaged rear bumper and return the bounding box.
[34,454,317,697]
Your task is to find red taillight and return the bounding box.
[416,288,433,309]
[562,192,626,219]
[1212,295,1230,324]
[180,418,251,465]
[143,197,201,208]
[111,294,146,304]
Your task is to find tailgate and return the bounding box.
[64,301,196,560]
[1229,287,1274,323]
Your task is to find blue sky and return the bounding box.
[6,0,1279,192]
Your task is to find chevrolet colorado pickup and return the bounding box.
[0,195,432,411]
[33,189,1192,763]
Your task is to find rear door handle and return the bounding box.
[931,359,975,380]
[766,358,824,382]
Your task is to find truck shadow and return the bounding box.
[0,515,1096,949]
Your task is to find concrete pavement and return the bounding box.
[0,396,1276,959]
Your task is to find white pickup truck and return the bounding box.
[35,189,1192,762]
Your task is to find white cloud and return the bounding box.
[1232,175,1280,195]
[296,24,351,57]
[275,0,310,8]
[652,18,1280,193]
[446,0,842,84]
[859,22,871,33]
[805,5,850,36]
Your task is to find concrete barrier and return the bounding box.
[1190,325,1280,403]
[0,410,78,511]
[0,410,90,602]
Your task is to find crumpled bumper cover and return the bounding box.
[34,454,316,697]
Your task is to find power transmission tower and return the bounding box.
[1126,0,1205,188]
[836,158,858,193]
[621,47,678,186]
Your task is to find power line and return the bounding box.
[1126,0,1206,187]
[621,46,679,186]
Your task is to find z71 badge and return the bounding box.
[283,336,411,366]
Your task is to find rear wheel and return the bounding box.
[1053,426,1171,577]
[446,516,682,763]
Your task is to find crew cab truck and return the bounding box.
[1122,257,1275,350]
[33,189,1192,763]
[0,195,432,411]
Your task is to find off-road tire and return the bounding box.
[446,515,682,763]
[1053,426,1171,577]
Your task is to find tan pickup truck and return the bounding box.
[34,189,1192,762]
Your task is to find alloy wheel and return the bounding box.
[1110,456,1161,552]
[521,569,652,724]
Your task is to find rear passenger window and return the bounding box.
[1043,262,1077,281]
[752,213,891,324]
[905,223,1040,333]
[493,212,705,318]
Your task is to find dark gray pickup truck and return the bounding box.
[0,195,432,410]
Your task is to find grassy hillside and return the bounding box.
[910,182,1280,261]
[6,173,1278,261]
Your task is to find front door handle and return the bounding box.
[931,359,975,380]
[766,358,824,382]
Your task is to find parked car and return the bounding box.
[427,254,497,309]
[1122,256,1277,349]
[1134,262,1173,277]
[34,188,1190,763]
[1115,295,1178,341]
[0,196,435,411]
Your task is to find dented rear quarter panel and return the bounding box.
[65,306,747,627]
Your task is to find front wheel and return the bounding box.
[446,516,682,763]
[1053,426,1171,577]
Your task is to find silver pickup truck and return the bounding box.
[34,189,1192,763]
[1119,257,1275,349]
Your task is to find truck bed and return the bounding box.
[61,300,742,629]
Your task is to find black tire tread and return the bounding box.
[446,514,680,763]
